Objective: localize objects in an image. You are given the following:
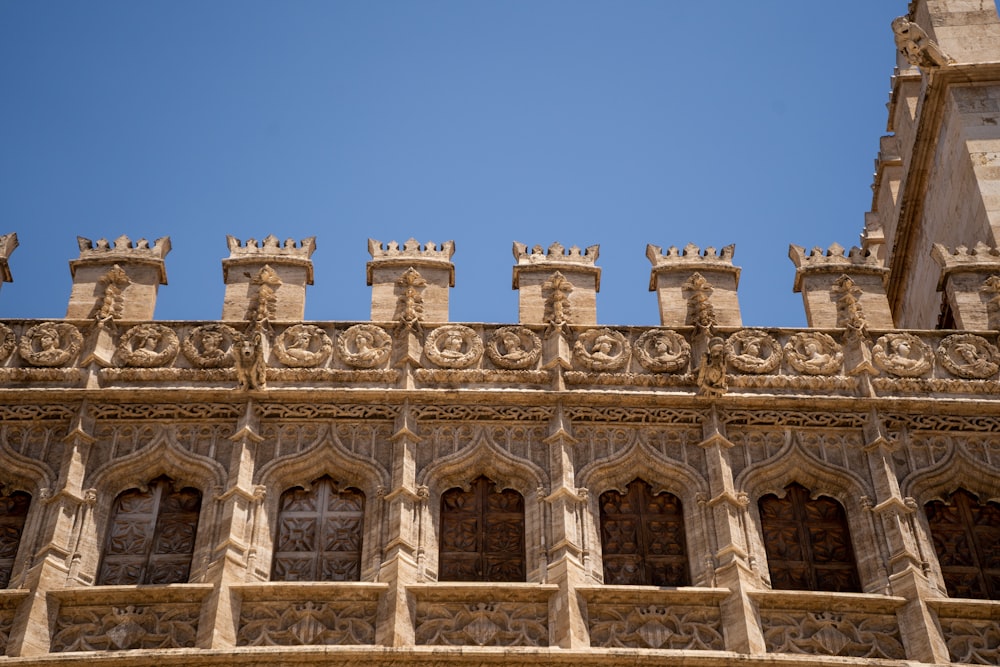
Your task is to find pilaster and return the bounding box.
[221,235,316,322]
[512,242,600,326]
[646,243,741,328]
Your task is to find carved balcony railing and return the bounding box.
[408,583,558,647]
[578,585,729,652]
[926,597,1000,665]
[0,590,28,656]
[751,590,907,661]
[47,584,212,653]
[232,582,385,647]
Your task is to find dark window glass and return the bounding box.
[926,488,1000,600]
[439,476,525,582]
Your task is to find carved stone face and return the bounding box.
[202,331,223,354]
[38,332,57,350]
[443,333,463,352]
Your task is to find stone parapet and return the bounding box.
[512,242,600,326]
[646,243,741,328]
[0,233,18,287]
[222,235,316,322]
[67,235,171,321]
[932,242,1000,329]
[367,239,455,323]
[789,243,893,329]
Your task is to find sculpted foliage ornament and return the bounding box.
[18,322,82,367]
[486,326,541,370]
[425,325,483,369]
[274,324,333,368]
[873,333,933,377]
[0,323,15,363]
[936,334,1000,379]
[116,324,180,368]
[182,324,239,369]
[725,329,781,374]
[573,328,630,372]
[784,332,844,376]
[336,324,391,369]
[633,329,690,373]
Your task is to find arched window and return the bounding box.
[439,476,525,582]
[272,476,365,581]
[0,490,30,588]
[758,482,860,592]
[925,488,1000,600]
[599,478,689,586]
[98,477,201,585]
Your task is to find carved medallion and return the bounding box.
[725,329,781,374]
[274,324,333,368]
[116,324,180,368]
[18,322,83,367]
[182,324,238,369]
[936,333,1000,379]
[0,323,15,363]
[336,324,391,369]
[425,325,483,369]
[486,326,541,370]
[633,329,690,373]
[573,328,630,372]
[784,332,844,376]
[873,333,933,377]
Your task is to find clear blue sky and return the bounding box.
[0,1,907,327]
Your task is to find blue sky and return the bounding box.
[0,1,906,327]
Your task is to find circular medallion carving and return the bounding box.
[18,322,83,367]
[0,323,15,363]
[486,326,541,370]
[784,332,843,376]
[936,333,999,379]
[634,329,690,373]
[182,324,239,369]
[274,324,333,368]
[725,329,781,374]
[425,325,483,369]
[873,332,933,377]
[117,323,180,368]
[336,324,391,369]
[573,328,630,372]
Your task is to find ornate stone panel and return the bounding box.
[238,600,376,646]
[588,603,723,650]
[761,609,904,659]
[415,601,549,646]
[1,422,64,470]
[416,422,547,474]
[930,600,1000,666]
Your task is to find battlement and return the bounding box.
[931,242,1000,274]
[513,241,599,266]
[225,234,316,259]
[645,243,736,268]
[789,243,885,291]
[368,238,455,262]
[75,235,171,264]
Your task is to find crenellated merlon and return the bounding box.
[367,238,456,322]
[513,242,599,266]
[368,238,455,262]
[226,235,316,259]
[932,242,1000,330]
[646,243,741,328]
[76,235,171,262]
[789,243,892,329]
[789,244,885,290]
[222,235,317,321]
[645,243,736,268]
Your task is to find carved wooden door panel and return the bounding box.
[272,477,364,581]
[98,479,201,585]
[0,491,30,588]
[439,476,525,582]
[759,483,860,592]
[600,479,689,586]
[926,489,1000,600]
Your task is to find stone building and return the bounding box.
[0,1,999,665]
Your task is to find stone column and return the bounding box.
[367,239,454,323]
[512,242,600,326]
[0,233,18,295]
[932,242,1000,329]
[789,243,893,329]
[222,235,316,322]
[646,243,741,329]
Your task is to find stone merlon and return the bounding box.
[789,243,886,293]
[223,235,316,285]
[72,235,171,284]
[367,238,455,287]
[931,242,1000,288]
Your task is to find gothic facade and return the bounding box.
[0,1,999,665]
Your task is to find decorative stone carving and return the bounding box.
[939,616,1000,665]
[238,600,377,646]
[116,324,180,368]
[246,264,282,323]
[0,323,15,363]
[18,322,83,367]
[543,271,573,327]
[588,604,724,650]
[274,324,332,368]
[234,329,267,391]
[573,328,630,372]
[396,267,426,328]
[784,332,844,376]
[415,602,548,647]
[425,325,483,369]
[683,272,717,332]
[892,16,952,69]
[51,603,200,651]
[94,264,130,322]
[936,334,1000,379]
[486,326,541,370]
[696,336,727,397]
[873,333,933,377]
[335,324,391,369]
[832,275,868,333]
[182,324,239,369]
[725,329,781,374]
[762,610,904,659]
[633,329,690,373]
